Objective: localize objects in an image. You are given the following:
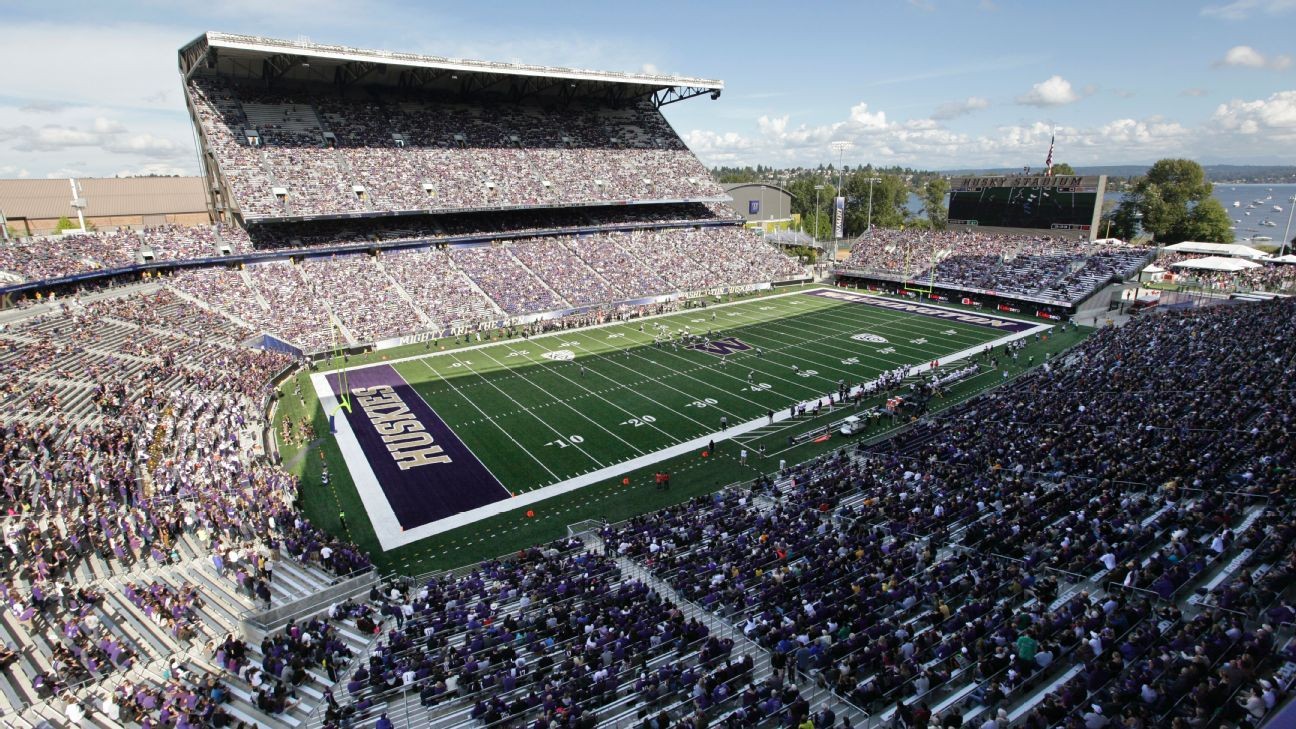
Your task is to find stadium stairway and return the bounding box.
[292,263,358,346]
[448,255,508,320]
[372,259,435,328]
[502,247,573,310]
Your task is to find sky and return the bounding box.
[0,0,1293,179]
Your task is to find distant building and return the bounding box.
[722,183,794,229]
[0,177,209,236]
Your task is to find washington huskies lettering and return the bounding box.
[542,349,575,361]
[352,385,452,470]
[852,333,888,343]
[688,336,753,357]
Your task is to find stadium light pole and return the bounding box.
[814,184,824,243]
[863,177,882,232]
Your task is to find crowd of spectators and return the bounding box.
[186,76,722,219]
[842,229,1150,303]
[0,224,247,283]
[0,285,373,721]
[329,539,799,729]
[159,226,802,351]
[1152,253,1296,293]
[603,295,1296,727]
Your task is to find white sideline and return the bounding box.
[310,289,1053,551]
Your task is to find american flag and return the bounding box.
[1045,134,1055,176]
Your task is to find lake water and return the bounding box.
[1210,183,1296,244]
[1107,183,1296,243]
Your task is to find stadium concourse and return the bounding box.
[0,32,1291,729]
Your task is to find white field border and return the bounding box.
[310,288,1054,550]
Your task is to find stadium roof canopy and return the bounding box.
[178,32,723,107]
[1162,241,1268,258]
[1169,256,1262,272]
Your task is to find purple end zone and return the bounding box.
[804,289,1038,333]
[326,364,510,530]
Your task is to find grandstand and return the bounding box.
[179,32,728,225]
[836,228,1154,315]
[0,28,1292,729]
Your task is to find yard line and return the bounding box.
[757,296,1003,361]
[709,304,933,382]
[793,298,998,348]
[473,345,650,457]
[409,358,560,481]
[441,350,606,470]
[601,319,833,398]
[558,331,749,422]
[565,327,803,411]
[728,302,974,372]
[522,335,714,433]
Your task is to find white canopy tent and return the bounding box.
[1270,254,1296,265]
[1169,256,1263,272]
[1162,241,1268,259]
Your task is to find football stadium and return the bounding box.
[0,21,1294,729]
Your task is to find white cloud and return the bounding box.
[683,89,1296,168]
[848,103,888,129]
[1201,0,1296,20]
[1016,76,1081,107]
[932,96,990,120]
[1210,90,1296,137]
[1215,45,1291,69]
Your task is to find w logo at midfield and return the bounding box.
[542,349,575,361]
[688,336,753,357]
[852,333,888,343]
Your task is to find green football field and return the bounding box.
[387,290,1021,493]
[278,286,1083,573]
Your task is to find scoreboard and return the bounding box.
[947,174,1105,236]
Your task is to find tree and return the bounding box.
[1100,203,1142,241]
[1049,162,1076,176]
[1182,198,1233,243]
[54,216,78,233]
[922,178,949,230]
[843,172,910,235]
[786,177,836,240]
[1129,159,1214,243]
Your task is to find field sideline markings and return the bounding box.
[315,289,1053,549]
[313,285,841,376]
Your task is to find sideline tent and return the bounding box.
[1162,241,1268,259]
[1169,256,1262,272]
[1271,254,1296,264]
